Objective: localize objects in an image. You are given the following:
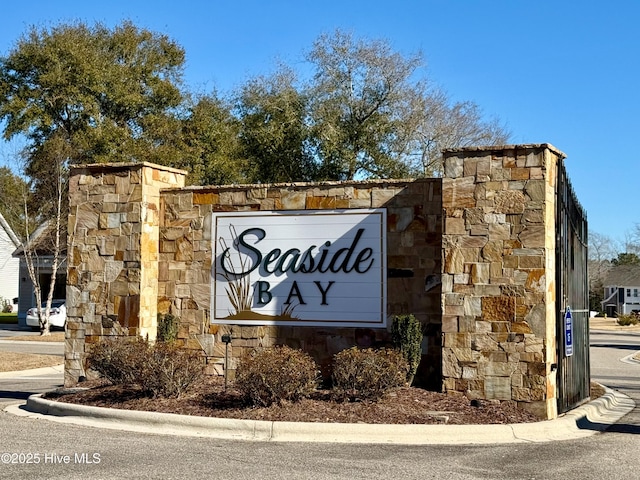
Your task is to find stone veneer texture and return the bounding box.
[66,162,186,386]
[440,144,563,419]
[66,169,443,388]
[65,144,568,420]
[157,179,443,385]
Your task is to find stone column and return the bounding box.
[65,162,186,386]
[440,144,563,419]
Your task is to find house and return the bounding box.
[0,212,20,312]
[12,221,66,326]
[602,264,640,316]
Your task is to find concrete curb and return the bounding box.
[6,384,634,445]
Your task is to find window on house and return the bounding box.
[635,289,638,298]
[628,289,632,297]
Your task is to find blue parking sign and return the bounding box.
[564,307,573,357]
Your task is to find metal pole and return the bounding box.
[224,341,229,391]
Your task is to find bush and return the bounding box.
[1,297,12,313]
[617,313,640,326]
[87,336,149,385]
[157,313,180,343]
[138,343,205,398]
[391,314,423,385]
[235,346,320,407]
[88,336,205,398]
[332,347,408,402]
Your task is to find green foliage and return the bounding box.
[87,336,204,398]
[0,20,186,196]
[611,252,640,266]
[391,314,423,385]
[332,347,408,402]
[235,346,320,407]
[1,22,510,191]
[157,313,180,343]
[0,167,29,239]
[235,67,318,183]
[0,313,18,323]
[306,30,421,180]
[173,94,247,186]
[589,289,604,315]
[304,30,509,179]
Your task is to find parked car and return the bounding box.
[25,300,66,330]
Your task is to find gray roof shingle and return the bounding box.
[604,264,640,287]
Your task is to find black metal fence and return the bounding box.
[555,158,590,414]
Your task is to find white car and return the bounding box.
[25,300,66,330]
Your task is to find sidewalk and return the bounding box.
[0,363,63,379]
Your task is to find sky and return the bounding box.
[0,0,638,244]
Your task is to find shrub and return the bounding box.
[391,314,423,385]
[235,346,320,407]
[617,313,640,326]
[138,343,205,398]
[0,296,13,313]
[1,299,12,313]
[88,336,205,398]
[157,313,180,343]
[332,347,408,402]
[87,336,149,385]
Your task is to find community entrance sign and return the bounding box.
[211,209,387,327]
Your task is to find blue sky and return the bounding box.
[1,1,637,244]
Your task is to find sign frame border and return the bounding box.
[210,208,388,328]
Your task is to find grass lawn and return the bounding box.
[0,352,62,372]
[10,332,65,342]
[0,313,18,324]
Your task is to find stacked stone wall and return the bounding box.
[66,162,186,385]
[157,179,443,385]
[440,144,562,418]
[64,144,571,419]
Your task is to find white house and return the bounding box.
[0,213,20,312]
[602,264,640,316]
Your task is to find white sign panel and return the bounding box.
[211,209,387,327]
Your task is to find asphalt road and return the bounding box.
[0,341,64,357]
[0,324,64,403]
[0,324,40,338]
[0,328,638,480]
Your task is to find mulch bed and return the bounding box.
[45,376,543,425]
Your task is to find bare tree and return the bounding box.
[11,146,67,336]
[412,93,510,176]
[627,224,640,255]
[304,30,511,180]
[588,231,619,312]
